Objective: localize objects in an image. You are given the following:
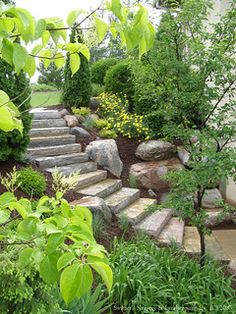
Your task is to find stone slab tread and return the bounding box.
[27,143,81,158]
[157,217,185,247]
[75,170,108,189]
[30,127,69,137]
[78,179,122,198]
[118,198,156,225]
[183,226,201,258]
[46,162,97,176]
[29,135,76,147]
[32,119,66,128]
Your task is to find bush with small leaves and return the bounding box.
[91,58,119,85]
[99,129,118,139]
[17,167,46,197]
[94,119,109,129]
[92,83,105,97]
[72,107,91,117]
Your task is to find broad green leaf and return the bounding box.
[0,192,15,206]
[17,218,38,240]
[67,9,84,27]
[78,44,90,61]
[111,0,123,21]
[0,90,10,104]
[0,106,14,132]
[42,30,50,47]
[18,247,33,267]
[13,43,28,73]
[60,263,93,304]
[46,233,64,254]
[57,252,75,271]
[39,49,52,69]
[0,209,10,224]
[40,252,60,284]
[9,201,28,218]
[74,206,92,227]
[35,19,47,39]
[0,18,14,33]
[2,38,13,65]
[37,195,50,207]
[31,44,42,56]
[24,54,36,77]
[95,18,108,43]
[70,53,80,76]
[90,262,113,292]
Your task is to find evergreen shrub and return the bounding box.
[90,58,119,85]
[17,167,46,197]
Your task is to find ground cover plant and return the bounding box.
[109,236,236,314]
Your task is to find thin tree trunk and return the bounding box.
[198,228,206,268]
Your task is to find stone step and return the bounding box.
[30,127,69,138]
[157,217,185,247]
[104,188,140,214]
[78,179,122,198]
[118,198,156,225]
[29,135,76,148]
[134,208,173,237]
[32,119,66,128]
[75,170,107,189]
[183,227,201,258]
[34,153,89,169]
[32,110,61,120]
[46,162,97,176]
[27,143,81,158]
[205,234,230,262]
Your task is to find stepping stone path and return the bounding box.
[28,109,235,263]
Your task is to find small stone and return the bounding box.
[70,127,90,138]
[71,196,112,222]
[75,114,85,124]
[202,189,223,209]
[64,115,78,127]
[86,139,123,178]
[87,113,99,122]
[177,147,190,165]
[228,259,236,276]
[136,140,176,161]
[90,97,101,110]
[60,108,70,117]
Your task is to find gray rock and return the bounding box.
[70,127,90,138]
[205,210,232,227]
[202,189,223,208]
[60,109,70,117]
[228,259,236,276]
[90,97,101,110]
[64,115,78,127]
[130,158,184,191]
[177,147,190,165]
[86,139,123,178]
[87,113,99,122]
[71,196,112,222]
[75,114,85,124]
[136,140,176,161]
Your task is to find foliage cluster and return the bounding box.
[0,247,61,314]
[94,119,109,129]
[62,28,92,108]
[37,60,64,90]
[91,83,105,97]
[91,58,119,85]
[16,167,46,197]
[104,61,134,110]
[97,93,151,139]
[99,129,118,139]
[109,237,236,313]
[72,106,91,117]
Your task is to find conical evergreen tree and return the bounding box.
[62,27,92,108]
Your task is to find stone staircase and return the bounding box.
[27,109,233,262]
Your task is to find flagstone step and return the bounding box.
[30,127,69,138]
[183,227,201,258]
[118,198,156,225]
[29,135,76,147]
[78,179,122,198]
[104,187,140,214]
[34,152,89,169]
[27,143,81,158]
[157,217,185,247]
[205,234,230,262]
[46,162,97,176]
[32,119,66,128]
[134,208,173,237]
[75,170,108,189]
[32,110,61,119]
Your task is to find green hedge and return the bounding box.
[0,60,31,161]
[90,58,119,85]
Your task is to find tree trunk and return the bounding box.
[198,228,206,268]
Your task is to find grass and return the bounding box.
[31,91,62,108]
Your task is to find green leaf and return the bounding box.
[42,30,50,47]
[60,263,93,304]
[90,262,113,292]
[9,201,28,218]
[46,233,64,254]
[111,0,123,21]
[39,49,52,69]
[70,53,80,76]
[54,53,65,69]
[73,206,92,227]
[78,44,90,61]
[13,43,28,73]
[17,218,38,240]
[0,18,14,33]
[0,209,10,224]
[2,38,13,65]
[95,18,108,43]
[67,9,84,27]
[40,252,60,284]
[57,252,75,271]
[18,247,33,267]
[24,54,36,77]
[35,18,47,39]
[31,44,42,56]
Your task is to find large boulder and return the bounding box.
[75,114,85,124]
[202,189,223,209]
[129,158,183,191]
[64,115,78,127]
[177,146,190,165]
[70,196,112,222]
[135,140,176,161]
[86,139,123,178]
[205,210,232,227]
[70,126,90,138]
[60,108,70,117]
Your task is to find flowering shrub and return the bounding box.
[99,129,118,139]
[97,93,152,140]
